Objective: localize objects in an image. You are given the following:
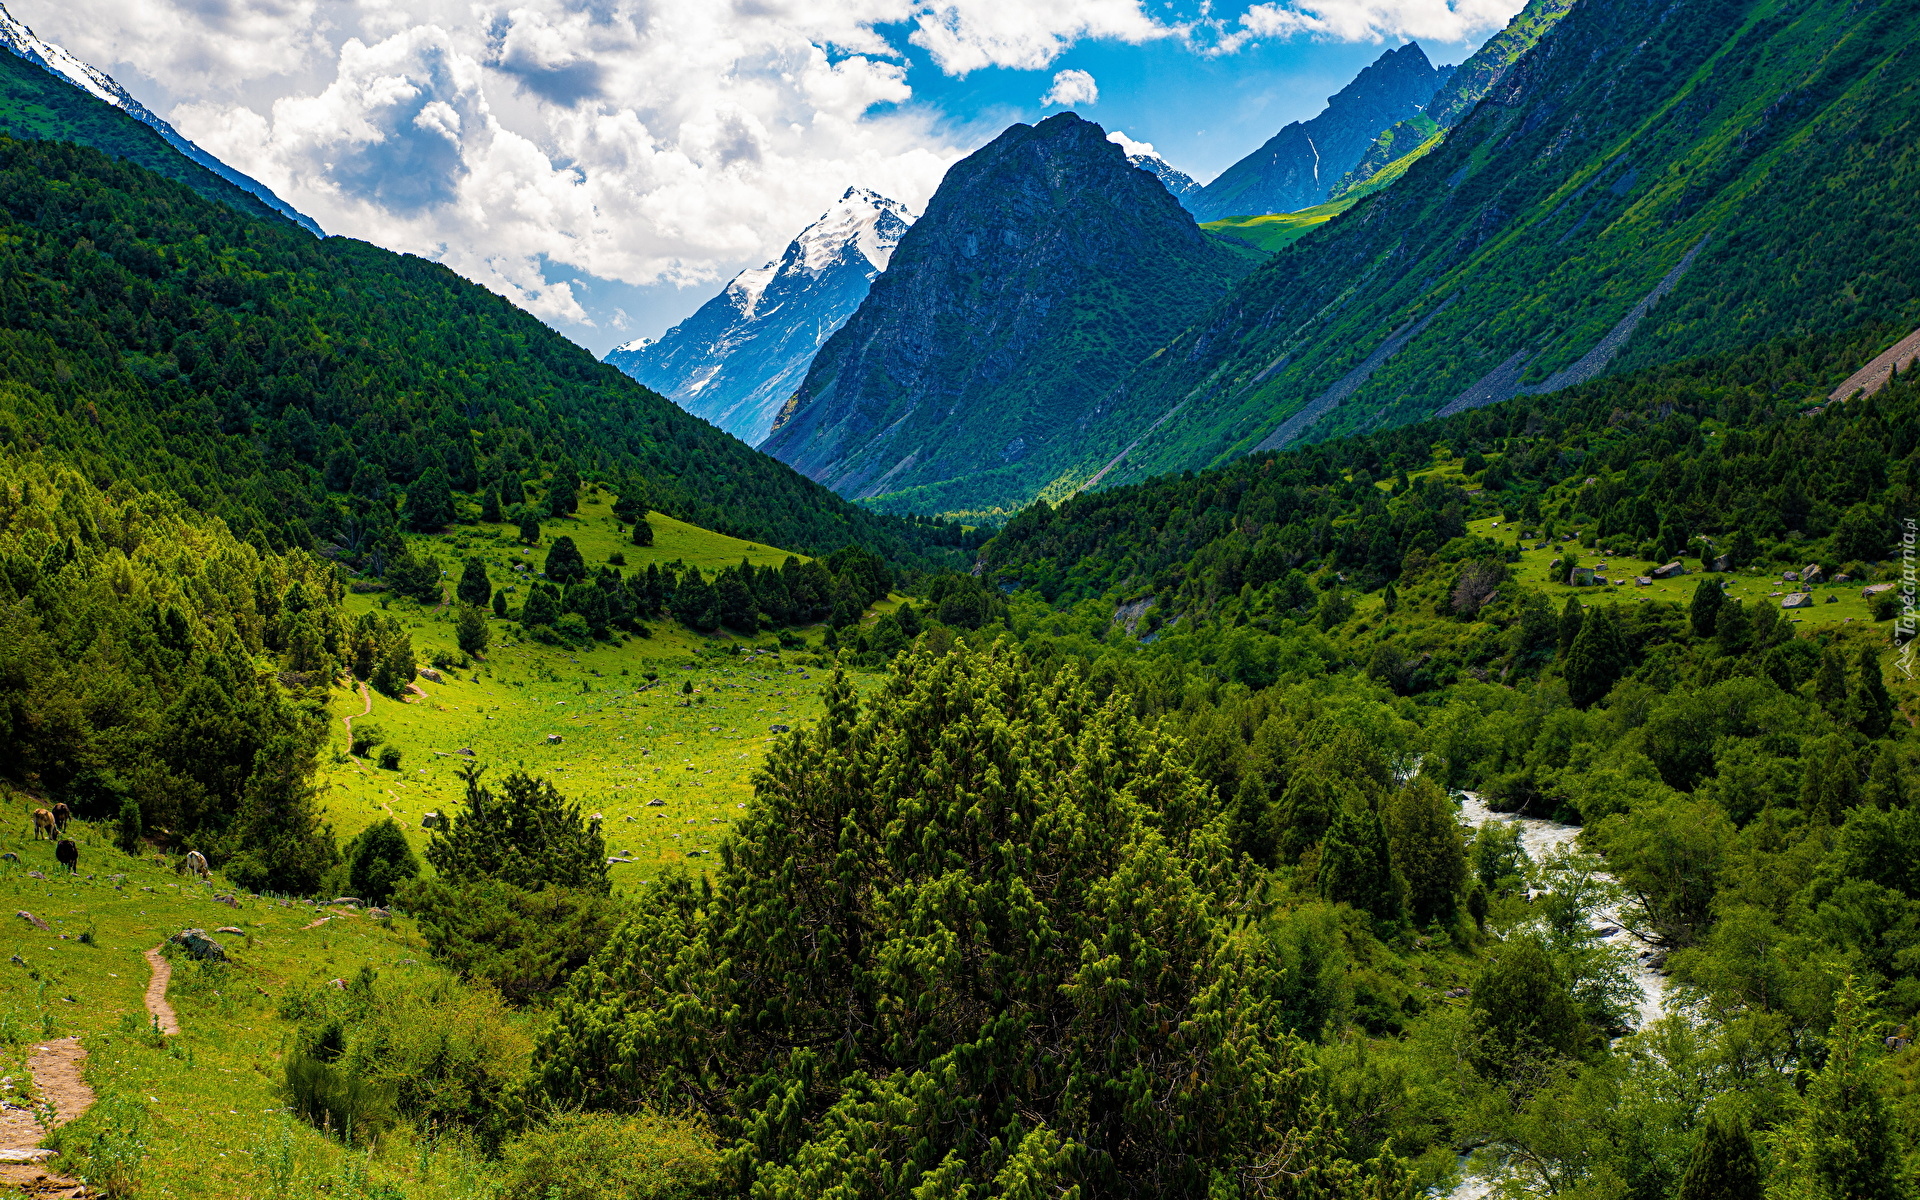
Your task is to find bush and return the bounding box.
[115,797,142,854]
[502,1111,720,1200]
[281,968,529,1150]
[398,877,625,1005]
[349,724,385,758]
[376,746,402,771]
[345,819,420,905]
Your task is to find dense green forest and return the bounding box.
[0,136,978,569]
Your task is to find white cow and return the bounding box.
[183,850,210,880]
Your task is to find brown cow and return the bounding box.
[50,802,69,832]
[30,809,54,840]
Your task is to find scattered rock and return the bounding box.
[7,955,20,966]
[1886,1035,1910,1050]
[1864,582,1897,600]
[327,978,346,989]
[456,747,476,757]
[1651,561,1687,579]
[213,893,239,907]
[26,871,43,881]
[770,724,790,734]
[1781,592,1813,609]
[1802,563,1826,583]
[421,812,443,829]
[169,929,228,962]
[368,908,391,920]
[14,912,46,932]
[1445,987,1469,998]
[0,853,15,863]
[215,926,244,936]
[397,959,418,966]
[546,734,563,745]
[331,897,363,907]
[1567,566,1595,587]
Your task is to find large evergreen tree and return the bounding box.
[1466,935,1586,1078]
[1320,796,1404,924]
[1563,604,1629,708]
[544,536,587,586]
[226,734,339,897]
[457,557,493,607]
[532,641,1411,1197]
[404,465,455,531]
[1385,776,1468,926]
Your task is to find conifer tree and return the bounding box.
[544,536,587,586]
[1688,578,1722,638]
[1863,745,1907,810]
[1466,934,1585,1078]
[226,734,339,896]
[491,590,508,619]
[1558,597,1584,658]
[455,603,489,656]
[480,488,501,523]
[346,817,421,904]
[1767,977,1904,1200]
[1800,734,1861,823]
[674,571,717,632]
[500,474,525,507]
[457,557,492,607]
[1714,598,1751,657]
[1852,645,1893,739]
[1564,604,1628,708]
[630,517,653,547]
[1386,776,1468,926]
[532,641,1411,1197]
[545,474,578,518]
[1320,797,1405,924]
[522,584,559,630]
[404,465,455,531]
[1676,1115,1762,1200]
[428,766,609,895]
[1815,647,1851,715]
[714,567,758,634]
[514,508,541,546]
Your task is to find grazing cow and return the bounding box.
[29,809,54,840]
[184,850,210,880]
[54,839,77,874]
[50,802,69,832]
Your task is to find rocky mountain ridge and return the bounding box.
[605,187,913,445]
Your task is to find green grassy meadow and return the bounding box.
[0,820,500,1197]
[322,492,890,884]
[1201,200,1352,254]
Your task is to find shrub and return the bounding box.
[281,968,529,1149]
[376,746,402,771]
[349,724,385,758]
[345,819,420,905]
[501,1111,720,1200]
[398,877,625,1005]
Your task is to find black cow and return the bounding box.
[54,839,77,874]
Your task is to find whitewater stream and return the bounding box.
[1443,793,1671,1198]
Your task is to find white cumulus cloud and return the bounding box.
[1041,68,1099,107]
[1236,0,1524,44]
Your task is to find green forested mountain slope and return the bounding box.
[0,136,974,566]
[0,47,292,227]
[1022,0,1920,505]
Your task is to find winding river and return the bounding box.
[1444,794,1671,1197]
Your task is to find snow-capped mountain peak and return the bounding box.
[1106,131,1202,214]
[797,187,915,273]
[604,186,916,446]
[0,1,322,236]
